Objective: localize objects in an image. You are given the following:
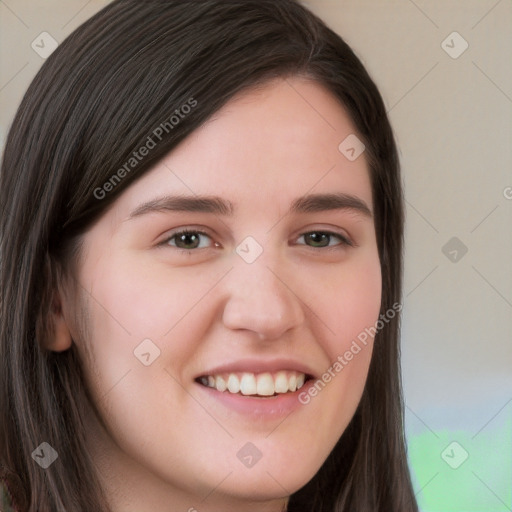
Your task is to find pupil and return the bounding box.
[179,233,199,249]
[307,232,327,247]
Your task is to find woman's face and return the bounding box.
[63,76,382,511]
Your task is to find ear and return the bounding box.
[44,291,73,352]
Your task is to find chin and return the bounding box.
[212,472,311,502]
[195,451,323,501]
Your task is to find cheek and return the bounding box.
[307,248,382,357]
[92,253,223,338]
[296,248,381,431]
[330,251,382,389]
[75,257,210,467]
[335,256,382,347]
[78,254,221,395]
[86,254,193,346]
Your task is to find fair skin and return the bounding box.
[49,76,382,512]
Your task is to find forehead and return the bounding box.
[111,77,372,223]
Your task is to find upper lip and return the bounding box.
[195,358,317,379]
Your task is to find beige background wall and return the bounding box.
[1,1,511,510]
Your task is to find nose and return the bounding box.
[221,251,305,341]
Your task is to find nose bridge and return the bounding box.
[221,239,304,339]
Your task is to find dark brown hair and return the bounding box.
[0,1,418,510]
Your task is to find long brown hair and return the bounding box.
[0,1,418,510]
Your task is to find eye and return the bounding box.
[296,231,354,249]
[158,229,215,251]
[157,228,354,253]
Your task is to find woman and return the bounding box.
[0,1,418,510]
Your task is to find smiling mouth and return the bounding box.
[196,371,311,397]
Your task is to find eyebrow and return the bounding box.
[128,192,373,219]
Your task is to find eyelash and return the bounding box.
[157,228,354,253]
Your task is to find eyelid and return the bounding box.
[156,228,215,249]
[291,223,355,247]
[295,230,355,250]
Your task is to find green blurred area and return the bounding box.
[407,411,512,512]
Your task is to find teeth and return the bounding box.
[256,373,275,396]
[240,373,256,395]
[289,373,297,392]
[215,375,227,392]
[199,370,307,396]
[274,371,288,393]
[227,374,240,393]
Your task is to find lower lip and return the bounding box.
[195,381,314,419]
